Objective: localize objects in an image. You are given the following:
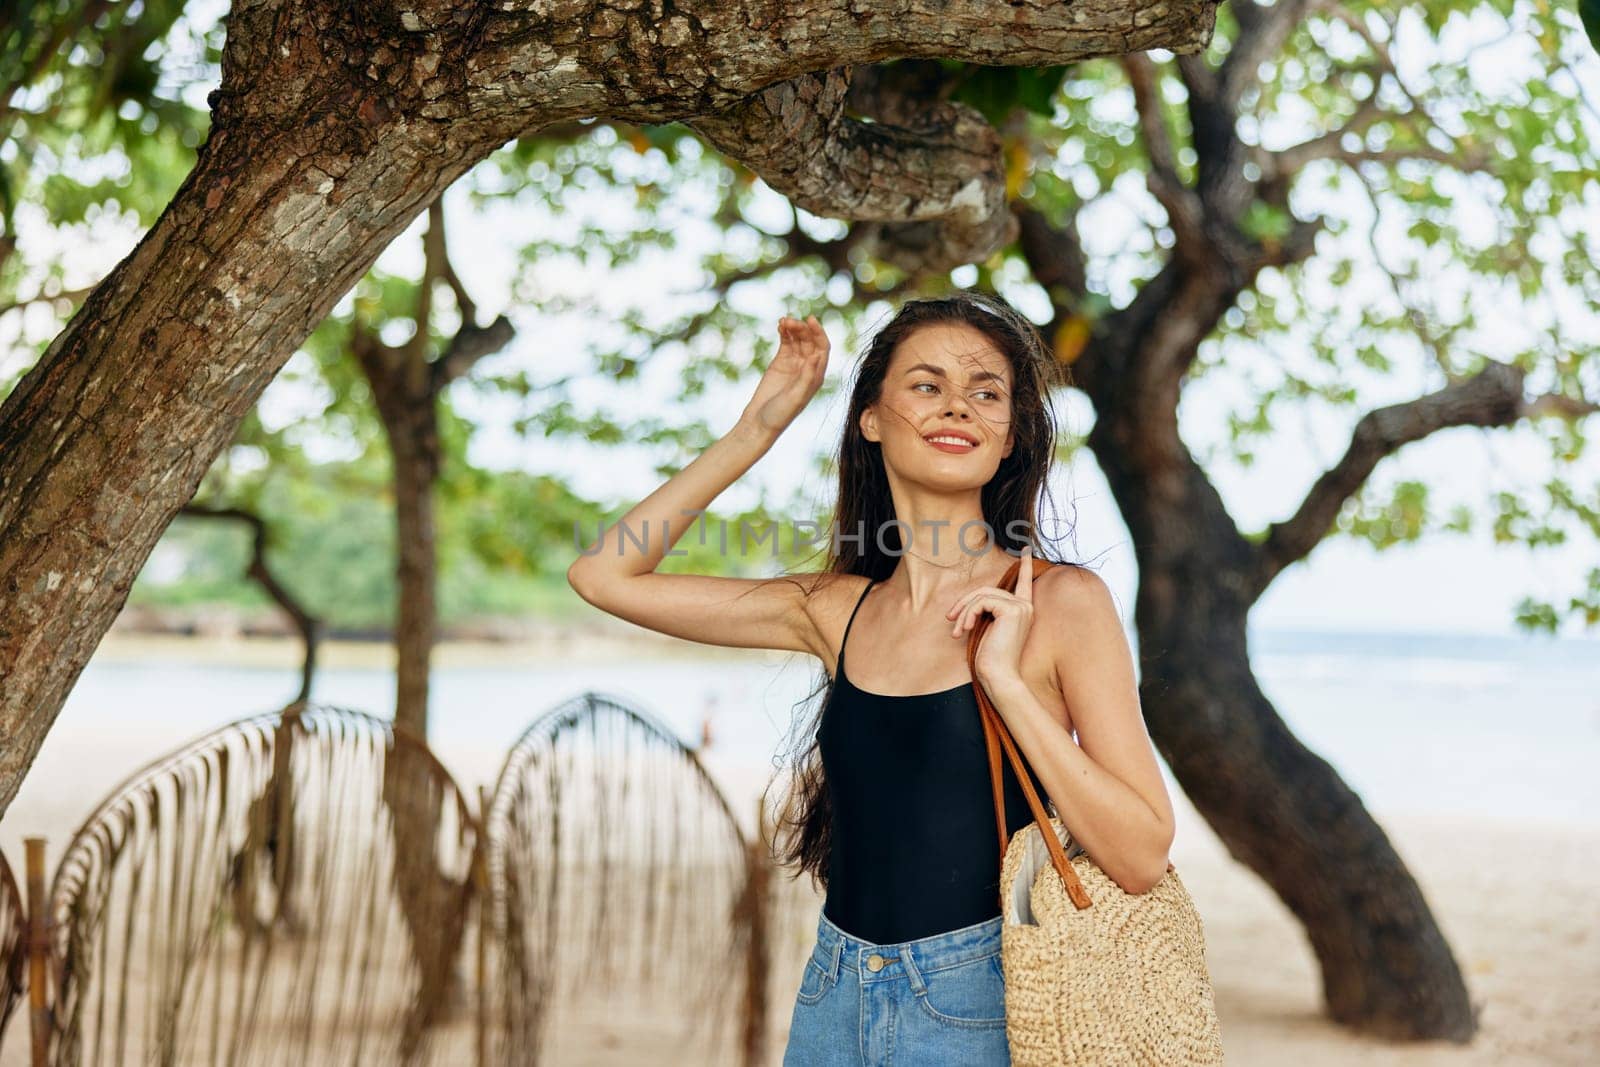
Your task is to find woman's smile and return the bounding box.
[923,430,980,454]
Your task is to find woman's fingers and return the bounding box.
[945,582,1015,618]
[951,592,1027,637]
[778,315,828,366]
[800,317,822,358]
[952,598,987,637]
[945,585,1002,619]
[948,551,1035,623]
[955,596,1003,637]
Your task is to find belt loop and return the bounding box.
[900,945,927,994]
[828,931,844,981]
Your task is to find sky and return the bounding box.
[3,5,1598,640]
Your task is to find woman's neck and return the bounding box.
[885,524,1015,613]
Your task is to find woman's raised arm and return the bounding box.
[566,315,834,657]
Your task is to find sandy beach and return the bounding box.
[701,757,1600,1067]
[1142,805,1599,1066]
[1,634,1596,1064]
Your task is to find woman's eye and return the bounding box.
[914,381,1001,400]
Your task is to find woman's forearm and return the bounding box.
[985,676,1173,894]
[570,313,829,595]
[568,418,778,591]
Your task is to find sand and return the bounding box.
[1151,804,1599,1066]
[1,635,1596,1064]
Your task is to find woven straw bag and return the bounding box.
[966,554,1225,1065]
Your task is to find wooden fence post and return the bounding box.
[24,837,47,1067]
[739,795,772,1067]
[477,785,491,1067]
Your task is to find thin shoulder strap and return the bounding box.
[836,577,875,675]
[969,554,1173,915]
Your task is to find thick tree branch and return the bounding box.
[685,67,1016,273]
[462,1,1218,131]
[1180,1,1320,235]
[844,60,970,125]
[1250,359,1529,596]
[351,319,405,409]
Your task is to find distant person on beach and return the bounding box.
[700,691,717,750]
[568,291,1174,1065]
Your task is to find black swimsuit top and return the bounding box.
[819,577,1052,945]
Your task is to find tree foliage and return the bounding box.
[4,0,1596,634]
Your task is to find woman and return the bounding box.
[567,290,1176,1066]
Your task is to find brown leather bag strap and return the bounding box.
[968,554,1094,910]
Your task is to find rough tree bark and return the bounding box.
[0,0,1218,818]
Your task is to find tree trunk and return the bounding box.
[374,391,465,1042]
[352,306,461,1045]
[383,400,439,738]
[1087,402,1478,1041]
[0,107,476,816]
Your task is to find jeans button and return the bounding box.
[866,953,885,972]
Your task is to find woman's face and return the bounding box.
[860,321,1016,487]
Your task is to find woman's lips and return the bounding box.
[924,434,978,454]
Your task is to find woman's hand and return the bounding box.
[739,315,830,437]
[947,545,1035,693]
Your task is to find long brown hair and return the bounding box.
[764,288,1087,890]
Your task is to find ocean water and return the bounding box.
[3,627,1596,858]
[1243,627,1600,824]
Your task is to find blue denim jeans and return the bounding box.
[782,909,1010,1066]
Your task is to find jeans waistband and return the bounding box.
[813,909,1003,986]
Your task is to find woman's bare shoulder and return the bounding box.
[792,570,874,660]
[792,569,872,617]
